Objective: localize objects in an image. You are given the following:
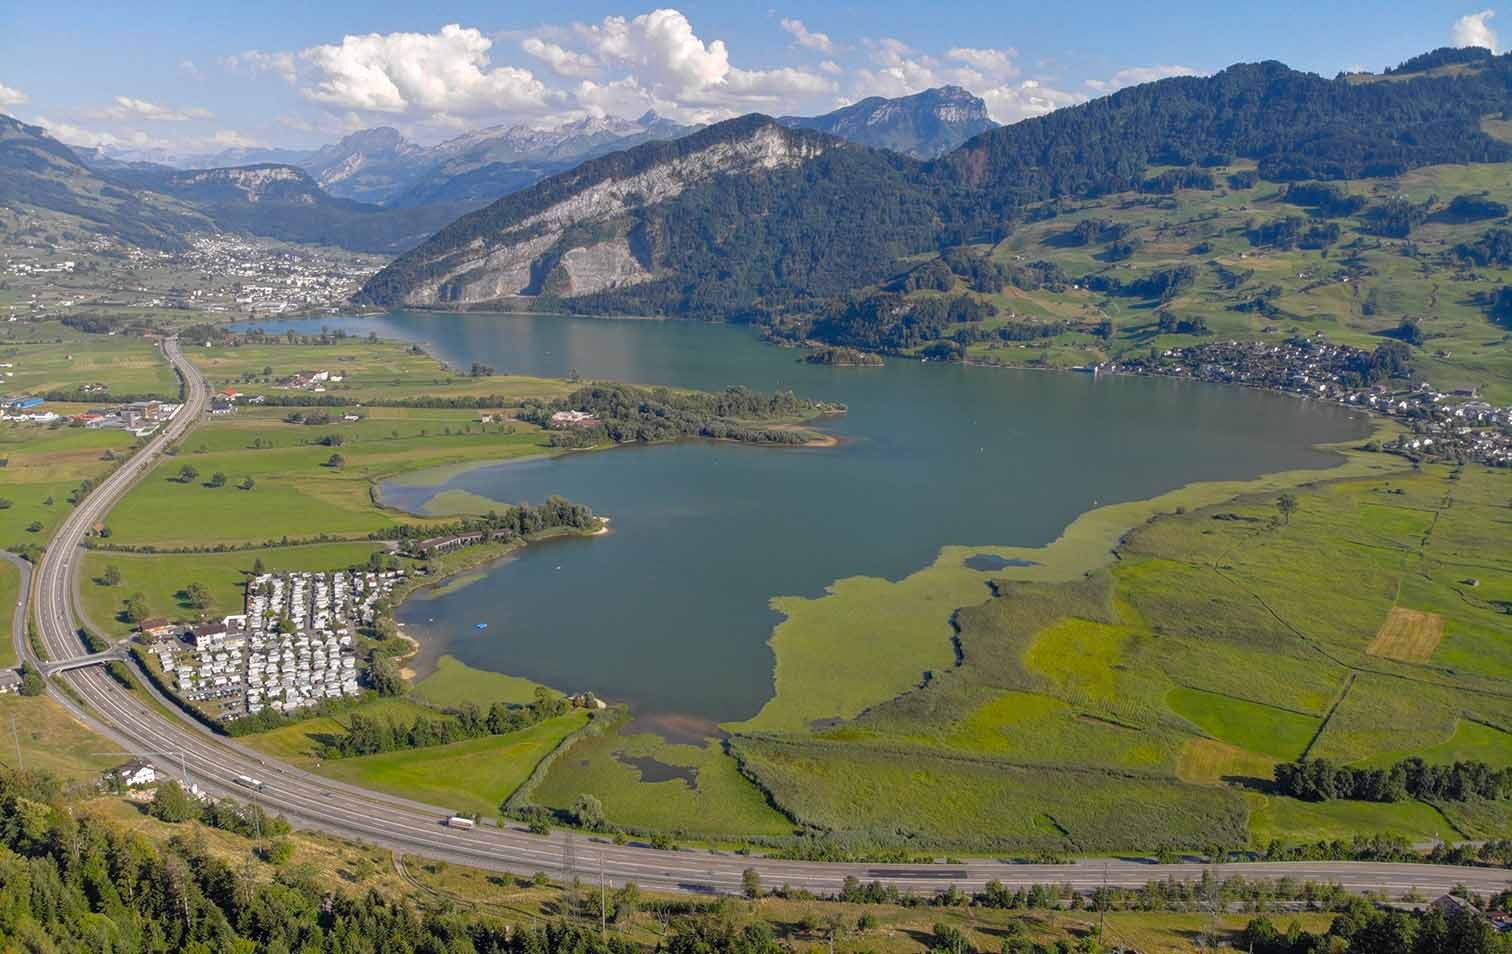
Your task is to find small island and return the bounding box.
[804,346,884,367]
[518,382,844,447]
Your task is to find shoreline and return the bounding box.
[264,313,1410,728]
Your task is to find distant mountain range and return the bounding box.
[73,88,998,210]
[779,86,996,159]
[354,49,1512,315]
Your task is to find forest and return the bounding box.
[1272,758,1512,804]
[517,383,834,446]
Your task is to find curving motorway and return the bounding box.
[19,337,1512,899]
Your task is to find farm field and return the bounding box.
[0,320,181,398]
[0,420,138,548]
[188,336,576,406]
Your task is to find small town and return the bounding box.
[142,568,404,721]
[1,233,382,321]
[1099,338,1512,467]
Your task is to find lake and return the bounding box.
[244,312,1369,728]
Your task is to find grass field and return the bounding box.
[239,697,439,764]
[0,558,18,668]
[533,727,796,838]
[188,338,575,406]
[0,328,180,398]
[0,693,117,780]
[313,711,589,819]
[1366,607,1446,662]
[412,654,548,707]
[1166,687,1320,761]
[1247,792,1455,844]
[0,422,137,548]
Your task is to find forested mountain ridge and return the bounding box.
[0,114,212,250]
[354,116,952,313]
[355,49,1512,316]
[937,57,1512,213]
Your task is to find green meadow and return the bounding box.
[310,711,589,819]
[0,323,180,398]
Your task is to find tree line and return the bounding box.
[518,383,833,447]
[1273,756,1512,803]
[320,687,575,758]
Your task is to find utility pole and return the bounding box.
[563,831,578,920]
[10,714,21,771]
[1099,862,1108,943]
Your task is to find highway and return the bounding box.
[18,337,1512,899]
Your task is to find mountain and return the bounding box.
[355,50,1512,316]
[353,116,944,312]
[386,112,699,208]
[295,127,428,205]
[780,86,997,159]
[0,115,211,249]
[103,162,467,254]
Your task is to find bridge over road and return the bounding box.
[39,645,127,677]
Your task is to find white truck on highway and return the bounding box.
[445,815,476,830]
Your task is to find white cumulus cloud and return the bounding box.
[1084,64,1200,93]
[1454,9,1499,51]
[780,18,833,53]
[89,96,213,122]
[223,49,297,83]
[569,9,832,119]
[946,47,1020,81]
[522,37,600,78]
[0,83,27,107]
[979,80,1087,123]
[299,24,552,115]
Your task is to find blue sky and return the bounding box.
[0,2,1502,154]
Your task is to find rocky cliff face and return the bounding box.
[359,119,828,307]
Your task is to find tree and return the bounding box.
[149,779,199,823]
[25,521,42,533]
[176,464,199,484]
[0,497,12,509]
[252,557,265,575]
[184,582,211,610]
[102,564,122,587]
[207,472,227,488]
[742,867,763,899]
[326,453,345,469]
[1276,492,1299,525]
[122,592,150,624]
[366,652,404,696]
[17,661,45,696]
[239,476,256,491]
[571,793,606,831]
